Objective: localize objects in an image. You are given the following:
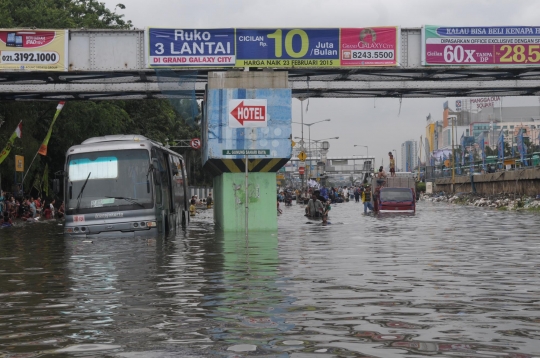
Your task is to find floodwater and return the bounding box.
[1,201,540,358]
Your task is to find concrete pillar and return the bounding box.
[202,72,291,232]
[213,172,277,231]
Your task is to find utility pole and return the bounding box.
[451,117,455,189]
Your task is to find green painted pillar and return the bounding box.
[213,172,277,231]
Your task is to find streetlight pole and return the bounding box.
[296,136,338,182]
[293,118,331,184]
[354,145,369,174]
[300,100,305,190]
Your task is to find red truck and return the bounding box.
[371,177,416,214]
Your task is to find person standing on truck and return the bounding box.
[376,166,387,186]
[362,185,374,214]
[389,152,396,177]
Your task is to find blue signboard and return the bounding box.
[202,88,292,163]
[235,28,339,67]
[147,28,235,67]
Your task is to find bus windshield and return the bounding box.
[67,149,152,214]
[380,188,413,202]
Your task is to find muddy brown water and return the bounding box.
[0,201,539,357]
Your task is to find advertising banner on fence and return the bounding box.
[423,25,540,66]
[0,29,68,71]
[340,27,399,66]
[147,27,399,68]
[147,28,235,67]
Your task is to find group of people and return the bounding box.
[189,193,213,216]
[0,190,65,228]
[298,183,378,222]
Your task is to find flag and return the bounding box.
[42,164,49,197]
[460,133,465,166]
[478,132,485,170]
[38,101,65,156]
[424,138,430,162]
[0,121,22,165]
[427,113,431,121]
[517,128,528,166]
[497,130,504,160]
[33,173,41,194]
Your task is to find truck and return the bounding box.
[371,176,416,214]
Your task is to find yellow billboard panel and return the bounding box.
[0,30,68,71]
[15,155,24,172]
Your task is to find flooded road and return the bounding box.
[1,201,540,357]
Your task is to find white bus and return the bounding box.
[64,135,189,237]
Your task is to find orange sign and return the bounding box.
[15,155,24,172]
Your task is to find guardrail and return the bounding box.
[188,186,212,199]
[424,156,540,181]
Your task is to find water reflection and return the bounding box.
[0,202,539,357]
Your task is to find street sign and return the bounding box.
[15,155,24,172]
[299,167,305,175]
[298,151,307,161]
[190,138,201,150]
[276,173,285,180]
[291,140,296,147]
[228,99,268,128]
[222,149,270,155]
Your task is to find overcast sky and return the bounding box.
[104,0,540,166]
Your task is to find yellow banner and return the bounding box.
[0,29,68,71]
[38,102,65,156]
[15,155,24,172]
[0,121,22,165]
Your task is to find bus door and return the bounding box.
[152,148,171,233]
[169,155,188,227]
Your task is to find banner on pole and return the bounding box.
[38,101,65,156]
[0,121,22,165]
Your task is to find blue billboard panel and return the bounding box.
[202,88,292,163]
[147,28,235,67]
[235,28,339,67]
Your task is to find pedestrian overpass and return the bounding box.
[2,28,540,100]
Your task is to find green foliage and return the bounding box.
[0,99,207,194]
[0,1,212,193]
[416,182,426,192]
[0,0,132,28]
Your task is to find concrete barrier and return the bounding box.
[189,186,212,200]
[434,167,540,196]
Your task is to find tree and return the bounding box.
[0,0,132,28]
[0,1,210,195]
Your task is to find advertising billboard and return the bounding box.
[0,29,68,71]
[423,25,540,66]
[147,27,399,68]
